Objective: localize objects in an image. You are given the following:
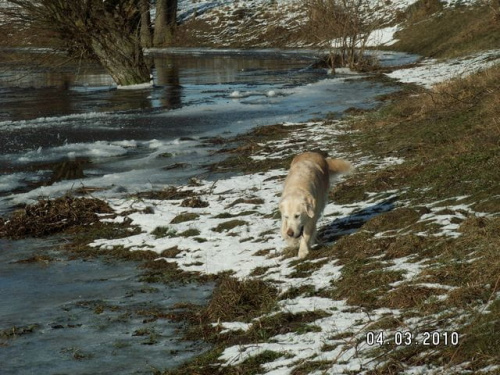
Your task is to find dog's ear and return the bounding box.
[279,197,285,213]
[304,195,315,218]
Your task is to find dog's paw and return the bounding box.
[297,247,309,259]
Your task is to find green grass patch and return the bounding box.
[225,198,264,209]
[447,299,500,370]
[361,208,420,232]
[291,360,332,375]
[178,228,201,237]
[288,259,330,278]
[237,350,288,374]
[138,258,213,285]
[170,212,200,224]
[379,284,448,310]
[193,237,208,243]
[160,346,226,375]
[330,260,405,308]
[212,219,247,233]
[151,226,177,238]
[213,210,257,219]
[208,310,331,348]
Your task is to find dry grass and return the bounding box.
[204,276,278,323]
[330,260,405,308]
[208,124,303,174]
[139,258,211,285]
[420,217,500,308]
[379,285,447,310]
[326,62,500,371]
[399,0,444,24]
[392,3,500,58]
[180,196,209,208]
[339,64,500,211]
[135,186,195,200]
[0,196,113,238]
[212,219,247,233]
[225,198,264,209]
[361,207,420,232]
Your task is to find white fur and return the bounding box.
[279,152,351,258]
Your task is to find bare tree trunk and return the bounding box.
[154,0,178,47]
[90,31,151,86]
[139,0,152,48]
[167,0,178,26]
[154,0,167,46]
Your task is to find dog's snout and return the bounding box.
[286,228,294,237]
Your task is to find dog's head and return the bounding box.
[279,193,315,239]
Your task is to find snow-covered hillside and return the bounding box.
[174,0,486,48]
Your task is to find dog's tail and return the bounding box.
[327,158,352,175]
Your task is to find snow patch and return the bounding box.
[387,50,500,88]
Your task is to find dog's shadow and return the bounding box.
[317,196,398,244]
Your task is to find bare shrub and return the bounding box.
[306,0,381,70]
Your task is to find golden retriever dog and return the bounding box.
[279,152,352,258]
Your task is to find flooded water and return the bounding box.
[0,49,419,214]
[0,48,419,373]
[0,237,213,374]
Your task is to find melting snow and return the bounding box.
[89,46,500,372]
[387,50,500,88]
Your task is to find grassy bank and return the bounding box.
[336,64,499,212]
[157,63,499,374]
[330,64,499,373]
[161,4,499,374]
[392,0,500,59]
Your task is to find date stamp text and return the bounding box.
[366,331,460,346]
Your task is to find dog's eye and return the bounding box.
[294,214,300,219]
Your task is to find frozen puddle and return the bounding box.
[0,238,212,374]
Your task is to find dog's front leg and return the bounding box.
[298,221,317,259]
[280,218,288,240]
[298,237,310,259]
[298,230,312,259]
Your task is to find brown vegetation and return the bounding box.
[305,0,381,69]
[392,1,500,58]
[0,196,113,238]
[204,276,278,323]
